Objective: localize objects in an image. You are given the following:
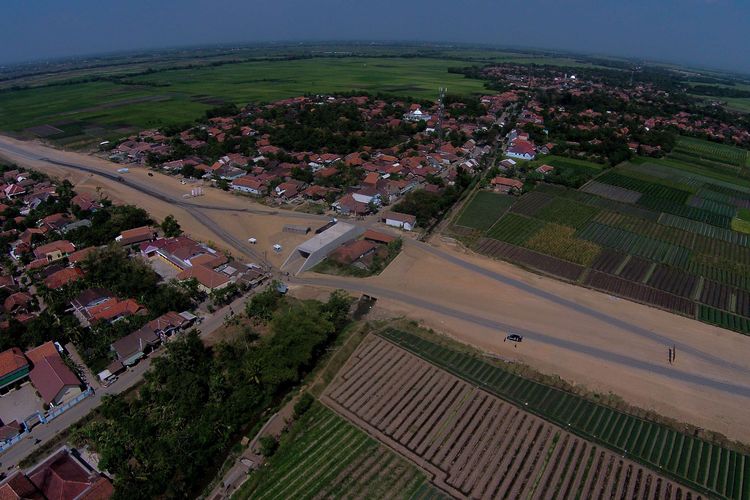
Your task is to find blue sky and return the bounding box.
[1,0,748,73]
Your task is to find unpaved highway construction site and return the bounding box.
[1,135,749,444]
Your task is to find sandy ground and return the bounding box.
[307,242,750,442]
[3,136,750,442]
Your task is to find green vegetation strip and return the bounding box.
[239,402,446,499]
[534,197,601,229]
[699,305,750,335]
[596,171,693,203]
[486,213,546,245]
[455,191,514,230]
[379,328,747,499]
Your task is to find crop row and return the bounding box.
[380,329,746,499]
[475,238,585,281]
[697,187,738,206]
[534,197,601,229]
[669,150,744,174]
[638,195,733,228]
[590,249,628,275]
[247,403,436,500]
[535,183,661,220]
[699,306,750,335]
[509,191,554,217]
[596,171,693,203]
[580,181,642,204]
[596,211,696,249]
[688,195,737,218]
[658,213,750,247]
[577,221,692,268]
[584,271,696,316]
[674,138,748,167]
[524,224,601,266]
[486,213,545,245]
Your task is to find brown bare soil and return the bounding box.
[321,335,701,499]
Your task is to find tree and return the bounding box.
[161,215,182,237]
[259,435,279,457]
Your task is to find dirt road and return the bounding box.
[2,136,749,442]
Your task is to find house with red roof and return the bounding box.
[87,298,145,324]
[0,348,30,390]
[26,342,81,406]
[491,176,524,193]
[535,164,555,175]
[231,176,265,196]
[33,240,75,263]
[0,472,44,499]
[506,140,536,161]
[44,267,84,289]
[177,265,231,292]
[4,292,32,314]
[115,226,157,246]
[26,447,113,500]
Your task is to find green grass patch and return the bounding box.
[455,191,514,230]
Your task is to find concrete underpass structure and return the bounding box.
[282,222,363,275]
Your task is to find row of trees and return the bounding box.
[73,290,353,499]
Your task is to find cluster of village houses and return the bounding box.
[0,167,272,466]
[482,64,750,148]
[109,94,498,218]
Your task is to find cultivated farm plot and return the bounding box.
[508,190,554,217]
[323,335,704,500]
[581,181,643,203]
[485,213,545,245]
[584,271,696,315]
[454,191,514,231]
[381,329,750,500]
[673,137,749,168]
[475,238,585,281]
[242,402,442,500]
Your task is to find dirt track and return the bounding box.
[1,135,749,443]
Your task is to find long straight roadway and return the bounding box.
[1,135,749,441]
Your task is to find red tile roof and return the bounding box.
[362,230,396,244]
[0,348,28,379]
[177,265,230,290]
[44,268,84,289]
[25,341,58,366]
[0,472,44,499]
[87,298,144,323]
[29,449,112,500]
[33,240,75,259]
[28,353,80,404]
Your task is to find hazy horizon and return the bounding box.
[1,0,749,74]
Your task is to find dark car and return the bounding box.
[505,333,523,342]
[148,172,154,177]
